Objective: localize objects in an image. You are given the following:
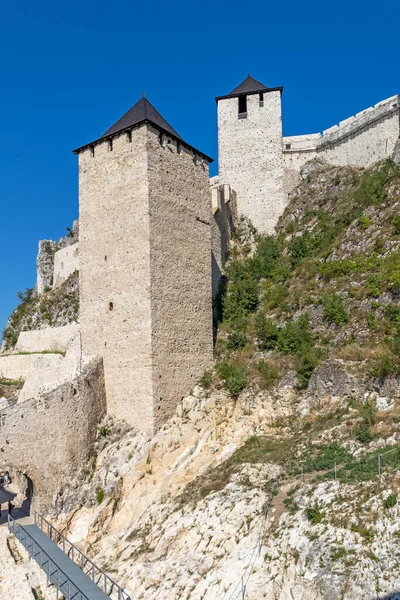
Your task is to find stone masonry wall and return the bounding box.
[0,353,63,382]
[317,94,400,167]
[0,358,106,510]
[78,125,154,432]
[217,91,286,234]
[53,243,79,289]
[147,127,214,430]
[282,95,400,194]
[210,183,237,300]
[15,323,79,354]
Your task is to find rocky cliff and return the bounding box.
[4,159,400,599]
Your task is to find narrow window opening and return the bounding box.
[127,130,132,143]
[238,95,247,118]
[259,92,264,107]
[109,302,114,311]
[90,145,95,157]
[285,143,291,150]
[108,139,113,151]
[104,255,107,261]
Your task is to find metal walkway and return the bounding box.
[8,514,130,600]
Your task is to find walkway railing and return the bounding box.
[34,511,130,600]
[8,514,91,600]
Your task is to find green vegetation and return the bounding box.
[305,504,324,524]
[210,160,400,397]
[96,488,105,504]
[384,493,397,508]
[322,294,349,325]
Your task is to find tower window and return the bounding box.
[238,95,247,118]
[126,130,132,143]
[259,92,264,107]
[109,302,114,311]
[108,139,113,151]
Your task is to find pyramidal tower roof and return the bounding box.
[101,96,183,141]
[73,96,212,161]
[216,74,283,102]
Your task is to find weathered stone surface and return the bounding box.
[36,240,57,295]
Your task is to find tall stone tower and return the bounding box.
[216,75,286,234]
[74,97,213,434]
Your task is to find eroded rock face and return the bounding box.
[36,240,58,295]
[307,359,368,399]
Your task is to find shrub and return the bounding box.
[356,424,373,444]
[277,315,312,354]
[369,353,397,378]
[257,360,281,389]
[297,351,318,389]
[249,236,283,280]
[305,504,323,524]
[199,370,213,390]
[384,493,397,509]
[227,331,247,350]
[256,314,279,351]
[352,162,392,207]
[98,426,109,437]
[223,268,259,324]
[289,233,313,267]
[366,276,381,298]
[393,216,400,235]
[385,303,400,327]
[96,488,104,504]
[322,294,349,325]
[358,215,372,230]
[216,362,247,396]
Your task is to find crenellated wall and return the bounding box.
[283,95,400,194]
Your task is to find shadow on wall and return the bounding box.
[375,593,400,599]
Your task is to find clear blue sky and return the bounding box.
[0,0,398,333]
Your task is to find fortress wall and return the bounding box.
[210,183,237,300]
[15,323,79,353]
[0,358,106,510]
[79,125,154,431]
[317,95,400,166]
[218,91,286,234]
[53,243,79,289]
[0,353,63,382]
[283,134,320,194]
[147,128,214,430]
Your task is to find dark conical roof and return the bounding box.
[101,96,183,141]
[229,75,270,96]
[73,96,212,161]
[215,74,283,102]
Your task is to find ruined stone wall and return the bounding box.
[217,91,286,234]
[0,358,106,510]
[210,183,237,300]
[53,243,79,289]
[0,353,63,382]
[15,323,79,354]
[147,127,213,430]
[78,125,154,431]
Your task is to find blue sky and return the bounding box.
[0,0,398,332]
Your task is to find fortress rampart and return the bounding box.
[283,94,400,193]
[0,358,106,510]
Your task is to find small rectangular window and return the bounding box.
[238,95,247,118]
[285,143,291,150]
[259,92,264,107]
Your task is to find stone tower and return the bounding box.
[74,97,213,434]
[216,75,286,234]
